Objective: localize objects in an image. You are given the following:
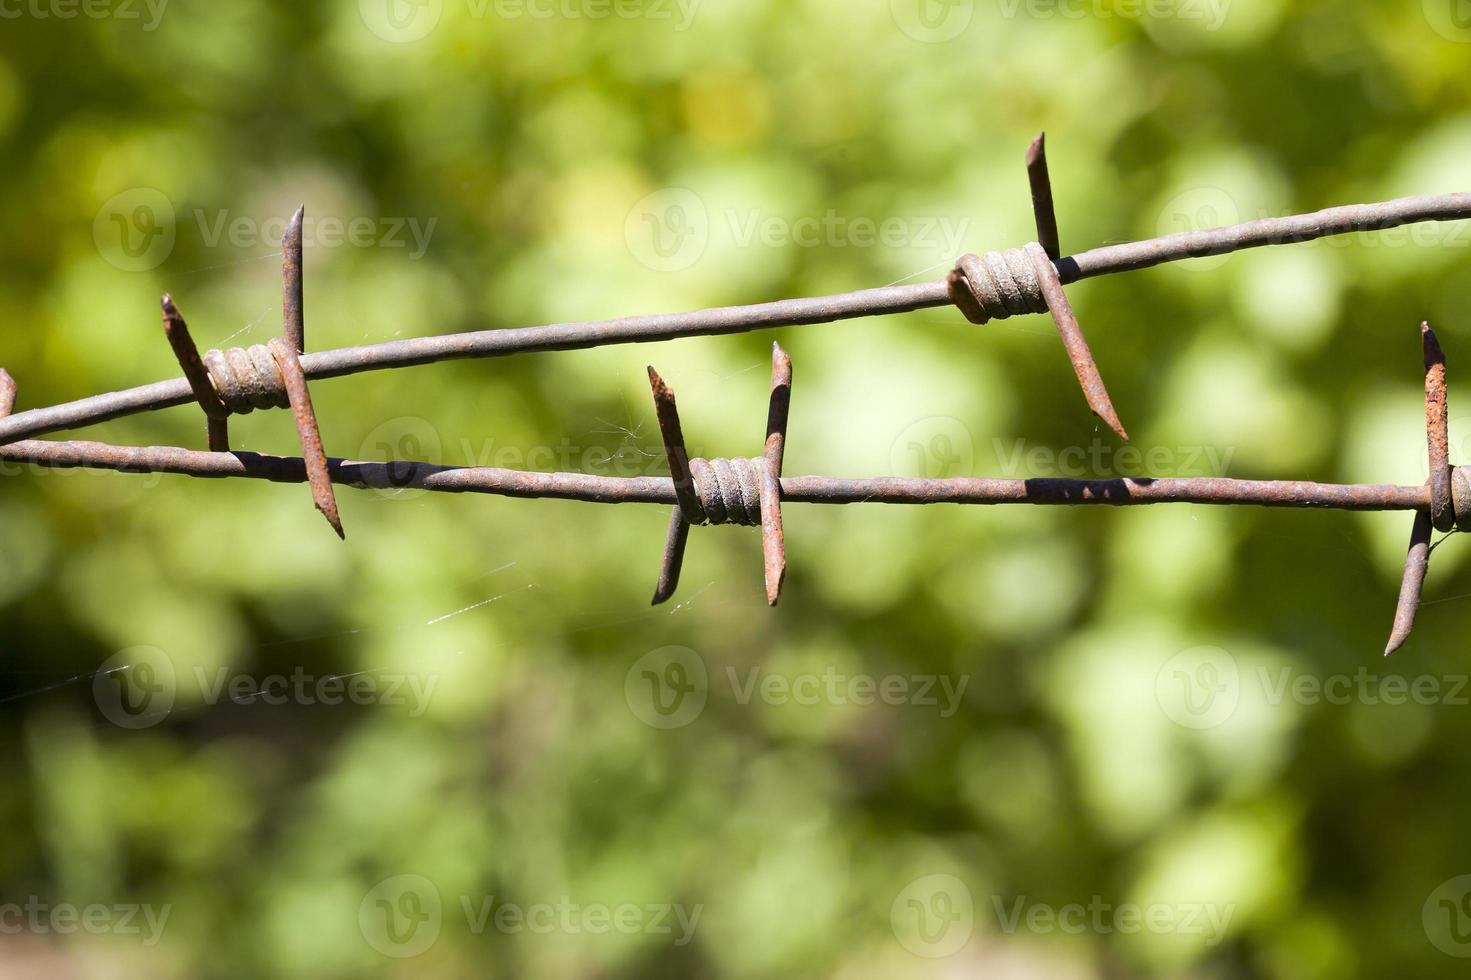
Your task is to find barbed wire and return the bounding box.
[1,134,1467,654]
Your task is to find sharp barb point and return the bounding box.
[1025,131,1061,260]
[1028,245,1128,441]
[268,337,342,539]
[652,509,690,605]
[1386,509,1434,656]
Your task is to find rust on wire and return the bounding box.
[1386,510,1433,657]
[648,347,793,606]
[1028,243,1129,442]
[1025,131,1061,260]
[268,337,342,539]
[761,344,793,605]
[1424,321,1452,532]
[283,206,306,354]
[0,136,1469,653]
[4,137,1471,447]
[161,294,231,452]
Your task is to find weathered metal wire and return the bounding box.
[0,135,1466,653]
[0,136,1468,445]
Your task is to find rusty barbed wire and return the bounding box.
[0,134,1468,653]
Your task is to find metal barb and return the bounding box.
[649,366,699,604]
[652,509,691,605]
[761,343,793,605]
[6,180,1471,445]
[161,294,231,452]
[1026,131,1061,260]
[1425,321,1453,532]
[0,369,15,418]
[267,337,343,538]
[648,350,794,606]
[1027,244,1129,442]
[647,366,701,521]
[283,206,305,354]
[1386,509,1434,656]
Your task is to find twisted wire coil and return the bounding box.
[202,345,290,414]
[948,242,1050,324]
[687,456,765,526]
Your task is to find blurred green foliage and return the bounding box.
[1,0,1471,976]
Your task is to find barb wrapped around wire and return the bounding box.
[648,344,792,606]
[2,133,1471,654]
[158,207,342,538]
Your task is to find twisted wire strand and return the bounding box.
[948,244,1050,324]
[686,456,765,526]
[202,346,290,414]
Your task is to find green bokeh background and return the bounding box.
[2,0,1471,976]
